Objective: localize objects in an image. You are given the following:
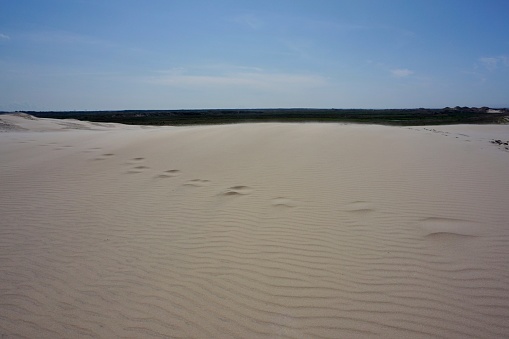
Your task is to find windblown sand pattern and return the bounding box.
[1,114,509,338]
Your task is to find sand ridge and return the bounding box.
[1,114,509,338]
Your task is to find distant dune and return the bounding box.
[1,113,509,338]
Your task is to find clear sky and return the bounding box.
[1,0,508,111]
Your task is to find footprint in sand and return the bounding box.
[83,147,102,153]
[220,186,253,196]
[184,179,211,187]
[126,165,150,174]
[156,169,181,178]
[343,201,374,213]
[92,153,115,161]
[122,157,149,173]
[271,197,299,208]
[125,157,146,164]
[419,217,480,238]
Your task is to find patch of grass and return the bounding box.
[16,108,509,126]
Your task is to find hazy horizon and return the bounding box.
[3,106,508,113]
[1,0,509,111]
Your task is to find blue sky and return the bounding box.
[1,0,508,110]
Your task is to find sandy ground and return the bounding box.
[1,113,509,338]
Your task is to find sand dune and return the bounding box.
[1,114,509,338]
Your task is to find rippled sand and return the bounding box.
[1,113,509,338]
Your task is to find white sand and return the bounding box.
[1,113,509,338]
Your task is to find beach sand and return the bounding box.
[1,113,509,338]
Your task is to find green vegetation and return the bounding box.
[14,107,509,126]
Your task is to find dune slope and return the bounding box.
[1,114,509,338]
